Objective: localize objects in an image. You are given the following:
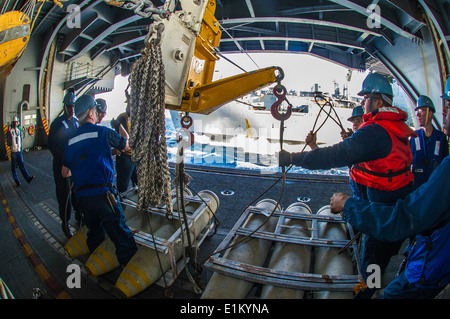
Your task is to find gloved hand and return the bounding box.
[340,128,353,140]
[330,192,350,214]
[305,130,318,150]
[278,150,292,167]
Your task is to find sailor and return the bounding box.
[279,72,416,298]
[95,98,107,124]
[110,102,137,193]
[62,95,137,265]
[48,89,80,238]
[305,105,364,149]
[329,101,450,298]
[410,95,448,189]
[6,116,34,186]
[342,104,364,139]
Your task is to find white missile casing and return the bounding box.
[64,224,89,257]
[201,199,280,299]
[313,205,353,299]
[260,202,312,299]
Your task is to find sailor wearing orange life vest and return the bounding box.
[279,73,417,298]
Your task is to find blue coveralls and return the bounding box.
[48,115,80,222]
[410,127,448,189]
[290,123,413,296]
[64,122,137,265]
[343,156,450,298]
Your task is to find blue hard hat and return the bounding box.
[415,95,436,113]
[75,95,98,117]
[63,91,76,105]
[441,76,450,100]
[358,73,393,97]
[95,98,107,113]
[347,105,364,121]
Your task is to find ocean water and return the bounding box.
[164,112,348,176]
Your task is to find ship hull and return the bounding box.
[170,98,353,153]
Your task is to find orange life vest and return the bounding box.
[350,106,417,191]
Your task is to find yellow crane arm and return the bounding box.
[169,66,282,114]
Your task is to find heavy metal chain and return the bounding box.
[104,0,169,18]
[129,35,173,218]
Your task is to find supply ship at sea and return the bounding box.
[170,83,361,152]
[0,0,448,301]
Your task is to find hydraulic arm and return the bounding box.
[109,0,282,114]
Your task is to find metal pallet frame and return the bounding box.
[121,192,215,286]
[204,206,364,292]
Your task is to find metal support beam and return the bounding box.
[220,17,380,36]
[59,12,99,54]
[220,36,364,51]
[419,0,450,63]
[327,0,421,41]
[66,14,142,63]
[244,0,255,18]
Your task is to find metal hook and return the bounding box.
[270,84,292,121]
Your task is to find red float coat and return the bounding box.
[350,106,417,191]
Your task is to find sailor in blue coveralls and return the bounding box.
[410,95,448,189]
[48,90,80,238]
[62,95,137,265]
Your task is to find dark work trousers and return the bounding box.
[78,193,137,265]
[11,151,32,184]
[116,153,137,193]
[52,159,78,223]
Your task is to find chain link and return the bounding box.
[109,0,168,18]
